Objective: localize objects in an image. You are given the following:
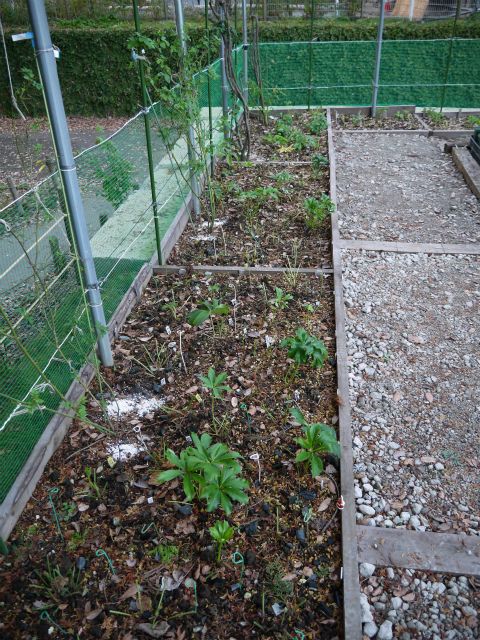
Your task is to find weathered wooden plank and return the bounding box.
[357,525,480,577]
[0,255,156,541]
[327,109,363,640]
[154,264,333,276]
[452,147,480,200]
[339,239,480,255]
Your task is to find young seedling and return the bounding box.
[209,520,235,561]
[187,298,230,330]
[291,407,340,477]
[308,110,328,134]
[269,287,293,310]
[311,153,329,176]
[281,328,328,369]
[84,466,103,500]
[466,115,480,127]
[394,110,410,122]
[424,108,447,127]
[199,367,231,421]
[273,170,295,185]
[157,433,249,515]
[304,195,335,230]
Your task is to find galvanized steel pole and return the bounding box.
[371,0,386,118]
[220,5,230,140]
[241,0,248,103]
[132,0,163,265]
[26,0,113,367]
[173,0,201,216]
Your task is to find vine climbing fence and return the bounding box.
[0,51,242,509]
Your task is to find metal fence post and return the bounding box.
[220,5,230,140]
[371,0,386,118]
[132,0,163,264]
[173,0,201,217]
[242,0,248,103]
[26,0,113,367]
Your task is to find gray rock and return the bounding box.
[359,562,376,578]
[363,621,378,638]
[391,596,403,610]
[377,619,394,640]
[359,504,376,516]
[360,593,374,623]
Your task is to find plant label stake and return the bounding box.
[40,611,67,635]
[96,548,116,574]
[293,630,305,640]
[232,550,245,583]
[48,487,63,539]
[133,424,148,451]
[249,452,261,484]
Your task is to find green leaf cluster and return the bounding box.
[291,408,340,477]
[157,433,249,515]
[187,299,230,327]
[199,368,231,400]
[304,195,335,230]
[270,287,293,310]
[281,328,328,368]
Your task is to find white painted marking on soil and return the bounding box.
[106,395,165,419]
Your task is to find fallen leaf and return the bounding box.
[85,608,103,621]
[119,584,142,602]
[175,520,195,535]
[77,502,89,512]
[420,456,436,464]
[318,497,332,512]
[135,622,170,638]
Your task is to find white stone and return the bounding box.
[359,562,376,578]
[391,597,403,610]
[360,593,374,623]
[359,504,376,516]
[377,619,394,640]
[363,622,378,638]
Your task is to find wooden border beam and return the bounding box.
[154,264,333,276]
[327,109,363,639]
[338,239,480,255]
[452,147,480,200]
[357,525,480,577]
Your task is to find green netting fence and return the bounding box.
[0,50,243,505]
[1,36,479,508]
[254,38,480,107]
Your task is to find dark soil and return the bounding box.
[419,111,480,130]
[0,110,343,639]
[170,111,331,269]
[333,111,422,130]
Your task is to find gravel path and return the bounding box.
[343,251,480,535]
[335,133,480,244]
[359,565,479,639]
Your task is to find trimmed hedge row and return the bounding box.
[1,18,479,116]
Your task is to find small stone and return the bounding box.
[307,574,318,590]
[296,528,306,544]
[176,504,193,516]
[462,606,477,617]
[76,556,87,571]
[435,462,445,471]
[363,621,378,638]
[391,597,402,610]
[359,562,376,578]
[377,619,393,640]
[243,520,258,536]
[359,505,376,516]
[360,593,373,623]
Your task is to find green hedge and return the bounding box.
[1,18,479,116]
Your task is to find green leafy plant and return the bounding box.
[273,170,295,184]
[93,141,138,208]
[148,543,179,564]
[209,520,235,561]
[187,299,230,327]
[157,433,248,515]
[424,108,447,127]
[304,195,335,230]
[308,110,328,134]
[394,110,411,121]
[269,287,293,310]
[281,328,328,369]
[199,367,231,420]
[466,115,480,127]
[32,558,82,604]
[291,407,340,477]
[84,466,103,500]
[312,153,329,175]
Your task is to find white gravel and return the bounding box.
[342,251,480,534]
[361,566,479,639]
[335,133,480,244]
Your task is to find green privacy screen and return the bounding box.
[256,39,480,107]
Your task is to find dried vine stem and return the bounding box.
[210,0,251,160]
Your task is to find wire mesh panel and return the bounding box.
[0,51,243,505]
[252,39,480,107]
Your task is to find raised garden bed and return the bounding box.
[0,110,344,639]
[333,110,422,131]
